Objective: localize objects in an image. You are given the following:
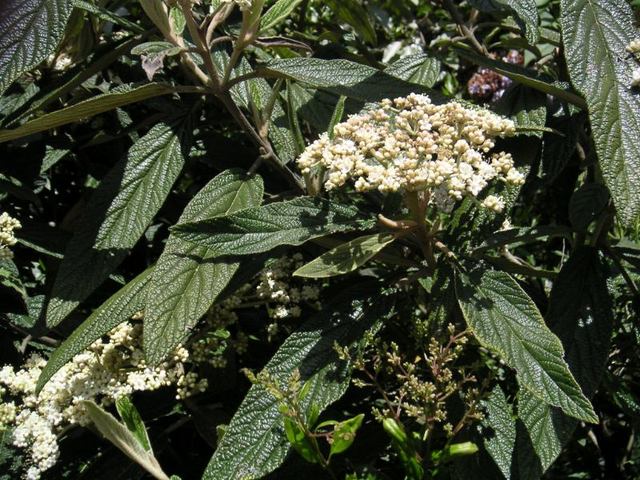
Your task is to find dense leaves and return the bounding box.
[1,0,639,479]
[561,0,640,226]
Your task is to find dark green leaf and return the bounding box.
[560,0,640,226]
[568,183,610,231]
[480,386,516,479]
[326,0,377,45]
[201,289,391,480]
[172,197,375,257]
[73,0,145,33]
[455,268,597,423]
[46,119,190,326]
[293,233,396,278]
[0,0,74,94]
[472,225,573,255]
[143,170,264,366]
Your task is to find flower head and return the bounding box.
[297,94,521,212]
[0,212,21,259]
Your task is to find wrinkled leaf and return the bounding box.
[560,0,640,226]
[480,386,516,479]
[385,54,441,88]
[172,197,375,257]
[46,119,190,326]
[0,0,74,94]
[262,58,443,104]
[144,170,264,366]
[455,268,597,423]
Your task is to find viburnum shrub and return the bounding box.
[1,0,640,479]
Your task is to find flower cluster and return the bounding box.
[0,212,21,260]
[0,322,206,479]
[193,255,323,367]
[297,94,521,213]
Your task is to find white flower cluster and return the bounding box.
[194,255,323,365]
[0,212,21,260]
[220,0,253,11]
[255,254,321,338]
[0,322,207,479]
[298,94,522,213]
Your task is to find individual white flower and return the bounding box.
[627,39,640,54]
[632,67,640,88]
[482,195,505,213]
[297,94,519,212]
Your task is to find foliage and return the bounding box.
[1,0,640,479]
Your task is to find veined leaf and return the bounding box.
[82,401,170,480]
[202,288,392,480]
[0,84,178,144]
[262,58,444,104]
[46,119,191,326]
[260,0,303,32]
[479,249,611,478]
[36,267,153,393]
[171,197,375,256]
[293,233,396,278]
[0,0,74,95]
[385,54,441,88]
[469,0,539,44]
[560,0,640,226]
[144,170,264,366]
[515,391,575,479]
[480,386,516,479]
[455,268,597,423]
